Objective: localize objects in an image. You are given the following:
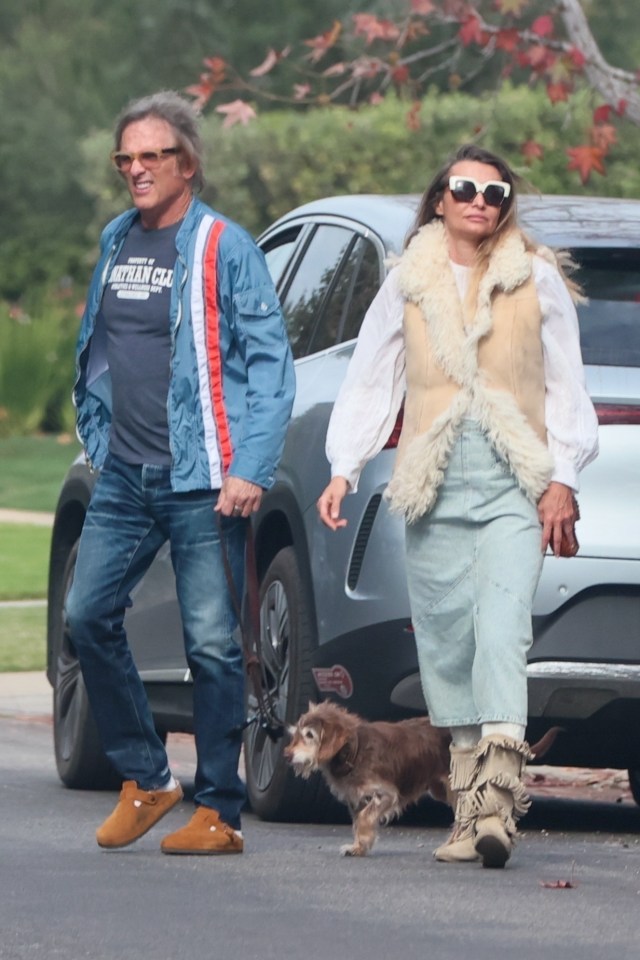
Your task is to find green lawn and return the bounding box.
[0,434,81,511]
[0,435,78,671]
[0,524,51,601]
[0,605,46,671]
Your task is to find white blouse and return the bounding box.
[327,255,599,493]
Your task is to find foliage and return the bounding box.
[0,0,358,303]
[200,86,640,235]
[83,81,640,238]
[0,295,79,436]
[188,0,640,183]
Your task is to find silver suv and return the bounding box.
[47,193,640,819]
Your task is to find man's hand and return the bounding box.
[317,476,350,531]
[537,481,578,556]
[215,476,263,518]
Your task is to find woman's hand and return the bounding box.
[537,481,578,556]
[317,476,350,530]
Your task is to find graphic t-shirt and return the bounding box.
[100,219,181,465]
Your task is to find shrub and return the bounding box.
[0,293,78,437]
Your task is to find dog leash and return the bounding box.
[217,513,285,743]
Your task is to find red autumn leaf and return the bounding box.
[391,65,411,86]
[540,879,576,889]
[591,123,617,150]
[566,144,607,183]
[567,46,586,70]
[352,56,383,80]
[411,0,435,13]
[521,139,544,163]
[459,15,485,47]
[593,104,612,124]
[616,99,628,116]
[546,82,570,104]
[353,14,400,44]
[202,56,227,80]
[527,44,551,71]
[322,62,347,78]
[185,74,218,109]
[495,29,521,54]
[250,47,290,78]
[215,99,257,128]
[404,20,430,44]
[304,21,342,63]
[531,14,554,38]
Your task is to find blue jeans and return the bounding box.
[405,423,544,729]
[65,454,246,828]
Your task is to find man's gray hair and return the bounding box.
[114,90,205,192]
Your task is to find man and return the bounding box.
[66,91,295,855]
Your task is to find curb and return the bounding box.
[0,509,54,527]
[0,671,52,717]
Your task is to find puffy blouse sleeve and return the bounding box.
[534,254,599,491]
[326,268,406,492]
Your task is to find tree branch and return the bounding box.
[557,0,640,123]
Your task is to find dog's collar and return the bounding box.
[328,734,359,778]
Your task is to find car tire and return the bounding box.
[243,546,346,823]
[52,541,120,790]
[628,767,640,807]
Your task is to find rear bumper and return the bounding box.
[527,660,640,719]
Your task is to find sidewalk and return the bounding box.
[0,509,54,526]
[0,671,52,717]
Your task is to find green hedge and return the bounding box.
[198,84,640,235]
[5,83,639,437]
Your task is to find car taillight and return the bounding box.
[383,405,404,449]
[595,402,640,425]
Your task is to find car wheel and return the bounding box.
[628,768,640,807]
[243,546,346,822]
[52,541,120,790]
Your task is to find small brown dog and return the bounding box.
[284,701,452,856]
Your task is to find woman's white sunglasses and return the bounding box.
[448,175,511,208]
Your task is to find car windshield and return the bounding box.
[574,249,640,368]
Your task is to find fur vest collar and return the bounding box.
[385,221,553,523]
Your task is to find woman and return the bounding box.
[317,144,598,869]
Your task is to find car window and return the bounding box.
[280,225,354,359]
[338,238,382,343]
[574,249,640,367]
[308,236,382,353]
[261,227,303,288]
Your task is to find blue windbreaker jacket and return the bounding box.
[73,197,295,491]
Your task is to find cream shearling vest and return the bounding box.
[385,221,554,523]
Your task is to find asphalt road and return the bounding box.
[1,714,639,960]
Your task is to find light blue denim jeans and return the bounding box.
[405,422,544,729]
[65,454,247,828]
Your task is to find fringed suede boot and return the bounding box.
[469,734,532,869]
[433,745,481,863]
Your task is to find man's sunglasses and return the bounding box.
[110,147,181,173]
[448,175,511,208]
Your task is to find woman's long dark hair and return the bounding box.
[405,144,522,259]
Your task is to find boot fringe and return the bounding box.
[449,746,481,792]
[474,734,533,764]
[466,779,531,821]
